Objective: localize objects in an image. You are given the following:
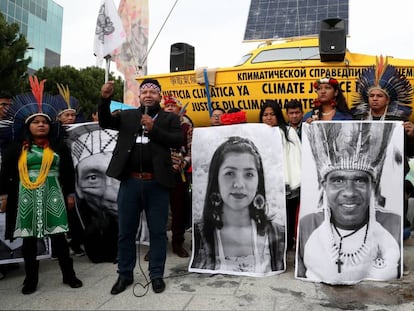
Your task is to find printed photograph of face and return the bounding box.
[65,122,121,263]
[296,121,403,284]
[65,122,149,262]
[66,123,120,216]
[189,123,286,277]
[324,170,372,230]
[76,151,119,216]
[218,151,259,212]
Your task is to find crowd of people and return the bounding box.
[197,59,414,282]
[1,56,414,291]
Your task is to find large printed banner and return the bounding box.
[112,0,149,106]
[65,122,148,263]
[296,121,404,284]
[65,122,120,263]
[189,123,286,277]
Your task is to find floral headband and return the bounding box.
[161,95,182,108]
[313,77,339,91]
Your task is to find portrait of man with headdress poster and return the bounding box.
[189,123,286,277]
[296,121,403,284]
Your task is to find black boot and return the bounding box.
[52,233,83,288]
[58,257,83,288]
[22,260,39,295]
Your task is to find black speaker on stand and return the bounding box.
[319,18,346,62]
[170,43,195,72]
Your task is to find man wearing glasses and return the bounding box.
[210,108,225,126]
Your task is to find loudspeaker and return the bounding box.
[170,43,195,72]
[319,18,346,62]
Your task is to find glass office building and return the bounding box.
[0,0,63,72]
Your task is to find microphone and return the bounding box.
[142,105,149,132]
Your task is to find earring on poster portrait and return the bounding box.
[253,194,265,211]
[210,192,222,207]
[253,194,266,226]
[210,192,222,223]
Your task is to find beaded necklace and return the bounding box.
[330,223,369,273]
[18,145,54,190]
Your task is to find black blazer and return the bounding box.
[98,97,184,188]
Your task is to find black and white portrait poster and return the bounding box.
[65,123,149,264]
[189,123,287,277]
[296,121,403,285]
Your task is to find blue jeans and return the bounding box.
[116,178,169,280]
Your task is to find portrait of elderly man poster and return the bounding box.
[65,122,150,263]
[296,121,403,285]
[189,123,286,277]
[65,122,120,263]
[67,122,148,263]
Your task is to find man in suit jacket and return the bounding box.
[99,79,183,295]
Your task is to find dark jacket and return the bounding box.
[98,97,184,188]
[0,141,75,241]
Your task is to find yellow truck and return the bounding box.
[137,37,414,127]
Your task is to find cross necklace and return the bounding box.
[332,224,369,273]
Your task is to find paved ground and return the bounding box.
[1,232,414,311]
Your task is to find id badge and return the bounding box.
[136,136,149,144]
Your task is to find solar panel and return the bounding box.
[244,0,349,41]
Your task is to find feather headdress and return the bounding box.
[307,121,398,207]
[56,83,78,116]
[0,76,58,140]
[352,56,413,119]
[307,121,395,184]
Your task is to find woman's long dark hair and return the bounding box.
[259,100,291,142]
[202,136,267,263]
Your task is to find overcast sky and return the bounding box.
[54,0,414,75]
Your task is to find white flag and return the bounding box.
[93,0,126,66]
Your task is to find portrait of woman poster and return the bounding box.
[189,123,286,277]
